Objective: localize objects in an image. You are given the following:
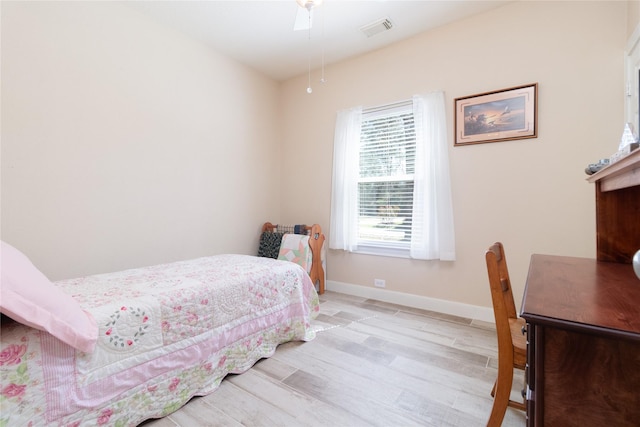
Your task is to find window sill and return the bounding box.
[353,244,410,259]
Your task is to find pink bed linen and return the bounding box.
[0,254,319,426]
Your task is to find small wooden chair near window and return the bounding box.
[485,242,527,427]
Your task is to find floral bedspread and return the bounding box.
[0,254,319,426]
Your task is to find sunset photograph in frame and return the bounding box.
[454,83,538,146]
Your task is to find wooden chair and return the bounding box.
[485,242,527,427]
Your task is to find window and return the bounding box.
[330,92,456,261]
[358,102,416,251]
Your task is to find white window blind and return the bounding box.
[358,101,415,248]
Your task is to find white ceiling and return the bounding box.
[125,1,511,82]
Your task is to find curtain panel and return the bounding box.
[411,92,456,261]
[329,106,362,252]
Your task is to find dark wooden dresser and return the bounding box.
[521,149,640,426]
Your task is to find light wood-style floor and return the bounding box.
[142,291,526,427]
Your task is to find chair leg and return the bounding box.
[487,363,514,427]
[507,368,526,411]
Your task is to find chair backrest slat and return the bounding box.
[486,242,519,351]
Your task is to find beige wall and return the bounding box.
[629,0,640,37]
[280,1,628,311]
[1,2,282,280]
[0,1,629,315]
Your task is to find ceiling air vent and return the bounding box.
[359,17,393,38]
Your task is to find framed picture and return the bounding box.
[454,83,538,146]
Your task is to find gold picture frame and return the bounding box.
[454,83,538,146]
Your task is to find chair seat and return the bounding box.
[509,317,527,369]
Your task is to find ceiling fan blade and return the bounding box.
[293,5,313,31]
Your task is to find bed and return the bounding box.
[0,241,319,426]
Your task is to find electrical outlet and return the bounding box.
[374,279,386,288]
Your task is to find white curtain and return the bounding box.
[329,93,455,261]
[329,106,362,251]
[411,92,456,260]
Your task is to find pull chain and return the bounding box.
[306,9,312,94]
[320,5,326,84]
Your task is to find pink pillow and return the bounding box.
[0,241,98,353]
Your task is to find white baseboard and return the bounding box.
[325,280,495,323]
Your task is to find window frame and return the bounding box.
[354,100,416,257]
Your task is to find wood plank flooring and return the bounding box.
[142,291,526,426]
